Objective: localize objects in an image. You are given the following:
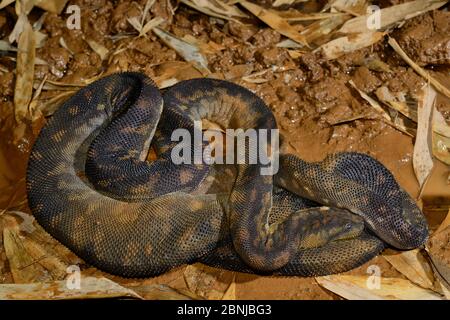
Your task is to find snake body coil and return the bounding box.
[26,73,428,278]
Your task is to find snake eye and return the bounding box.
[344,222,352,230]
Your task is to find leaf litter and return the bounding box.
[0,0,449,300]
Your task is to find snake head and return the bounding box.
[358,188,429,250]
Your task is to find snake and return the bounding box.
[26,72,429,278]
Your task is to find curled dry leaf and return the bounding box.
[316,275,444,300]
[0,277,143,300]
[239,1,308,47]
[340,0,447,34]
[413,84,436,188]
[318,32,384,60]
[14,16,35,122]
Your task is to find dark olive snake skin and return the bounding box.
[26,72,429,278]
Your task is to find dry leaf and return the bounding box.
[180,0,243,22]
[3,227,51,284]
[191,0,247,18]
[363,58,392,73]
[349,80,414,136]
[426,226,450,288]
[34,0,69,14]
[0,0,15,10]
[383,249,436,291]
[432,107,450,165]
[125,283,199,300]
[85,38,109,61]
[140,17,164,36]
[388,37,450,99]
[273,0,308,7]
[316,275,444,300]
[183,264,233,300]
[434,209,450,236]
[318,32,384,60]
[14,16,35,122]
[0,277,143,300]
[340,0,447,34]
[413,84,436,188]
[328,0,368,15]
[301,14,350,44]
[240,1,308,47]
[221,274,236,300]
[0,40,17,51]
[375,86,417,122]
[152,27,210,74]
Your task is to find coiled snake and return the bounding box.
[26,73,429,278]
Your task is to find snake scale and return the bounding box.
[26,72,429,278]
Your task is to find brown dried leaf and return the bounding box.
[0,277,143,300]
[301,14,350,44]
[273,0,308,7]
[3,227,51,284]
[85,38,109,61]
[434,209,450,236]
[325,0,368,16]
[127,283,199,300]
[34,0,69,14]
[383,249,436,291]
[349,80,414,137]
[240,1,308,47]
[183,264,233,300]
[413,84,436,188]
[340,0,447,34]
[426,225,450,289]
[316,275,444,300]
[221,274,236,300]
[140,17,164,36]
[275,11,346,22]
[0,0,15,10]
[14,16,35,122]
[191,0,248,18]
[318,32,384,60]
[375,86,417,122]
[388,37,450,99]
[180,0,243,22]
[432,107,450,165]
[152,27,210,74]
